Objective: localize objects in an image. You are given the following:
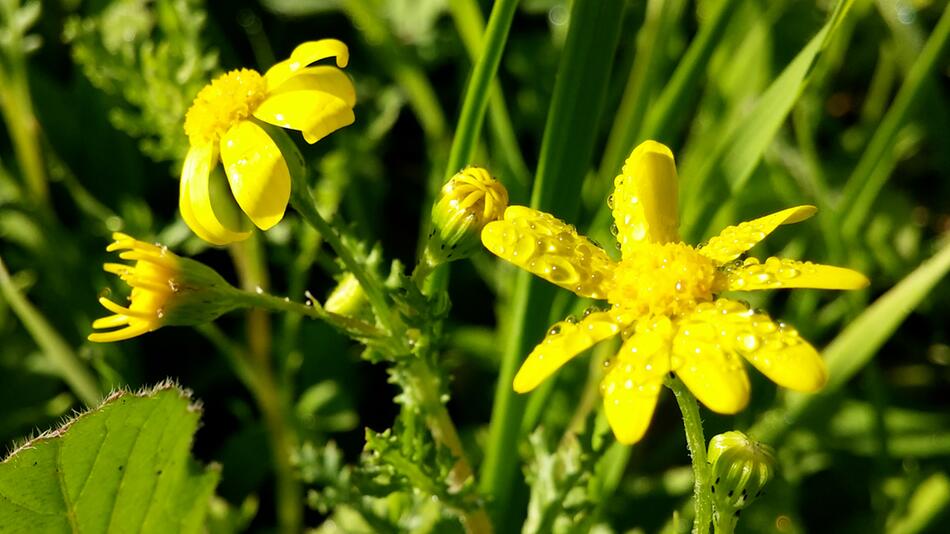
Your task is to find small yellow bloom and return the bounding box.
[180,39,356,245]
[89,233,239,342]
[481,141,869,444]
[425,166,508,266]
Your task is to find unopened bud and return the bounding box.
[708,431,775,526]
[324,272,370,319]
[89,233,242,342]
[424,166,508,267]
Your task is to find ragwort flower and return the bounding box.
[181,39,356,245]
[481,141,869,444]
[89,233,240,342]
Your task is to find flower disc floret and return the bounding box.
[607,242,719,317]
[184,69,267,145]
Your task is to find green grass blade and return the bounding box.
[479,0,627,524]
[750,239,950,442]
[680,0,854,240]
[839,5,950,238]
[0,256,100,406]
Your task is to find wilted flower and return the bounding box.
[481,141,868,444]
[89,233,240,342]
[180,39,356,245]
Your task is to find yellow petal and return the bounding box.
[724,257,870,291]
[699,206,817,264]
[264,39,349,90]
[254,66,356,144]
[672,308,751,414]
[611,140,679,256]
[481,205,616,299]
[601,316,674,444]
[179,144,252,245]
[513,310,624,393]
[684,299,827,393]
[219,121,291,230]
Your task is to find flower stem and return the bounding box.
[229,237,301,534]
[235,286,384,340]
[666,376,713,534]
[0,256,100,406]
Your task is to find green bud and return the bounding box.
[324,272,371,319]
[423,166,508,267]
[89,232,242,342]
[708,431,775,525]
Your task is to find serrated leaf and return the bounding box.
[0,384,219,533]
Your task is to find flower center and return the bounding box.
[607,242,719,317]
[184,69,267,145]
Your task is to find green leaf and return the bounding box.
[0,383,219,533]
[680,0,854,240]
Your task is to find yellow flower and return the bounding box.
[481,141,869,444]
[180,39,356,245]
[425,166,509,265]
[89,233,240,342]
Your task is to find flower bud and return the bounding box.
[324,272,371,320]
[424,166,508,267]
[708,430,775,525]
[89,233,242,342]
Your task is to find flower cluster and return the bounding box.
[481,141,868,444]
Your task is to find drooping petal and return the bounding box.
[611,141,680,256]
[601,315,674,444]
[254,66,356,144]
[481,205,616,299]
[672,307,751,414]
[698,206,817,264]
[219,120,291,230]
[264,39,349,90]
[723,257,870,291]
[513,310,626,393]
[179,144,253,245]
[683,299,827,393]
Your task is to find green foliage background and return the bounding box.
[0,0,948,532]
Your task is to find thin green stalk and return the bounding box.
[443,0,520,182]
[666,376,712,534]
[0,256,100,406]
[448,0,531,192]
[839,4,950,237]
[290,189,401,335]
[0,16,48,205]
[479,1,626,525]
[229,236,302,534]
[236,285,384,339]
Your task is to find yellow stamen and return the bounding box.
[184,69,268,145]
[606,242,719,317]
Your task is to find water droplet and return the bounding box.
[607,194,615,209]
[156,308,165,319]
[255,285,264,294]
[565,315,578,324]
[739,333,760,351]
[548,325,562,336]
[610,223,619,236]
[583,305,599,317]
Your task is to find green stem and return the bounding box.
[0,256,100,406]
[0,48,48,204]
[229,237,301,534]
[666,376,713,534]
[289,188,400,334]
[235,286,384,340]
[443,0,520,181]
